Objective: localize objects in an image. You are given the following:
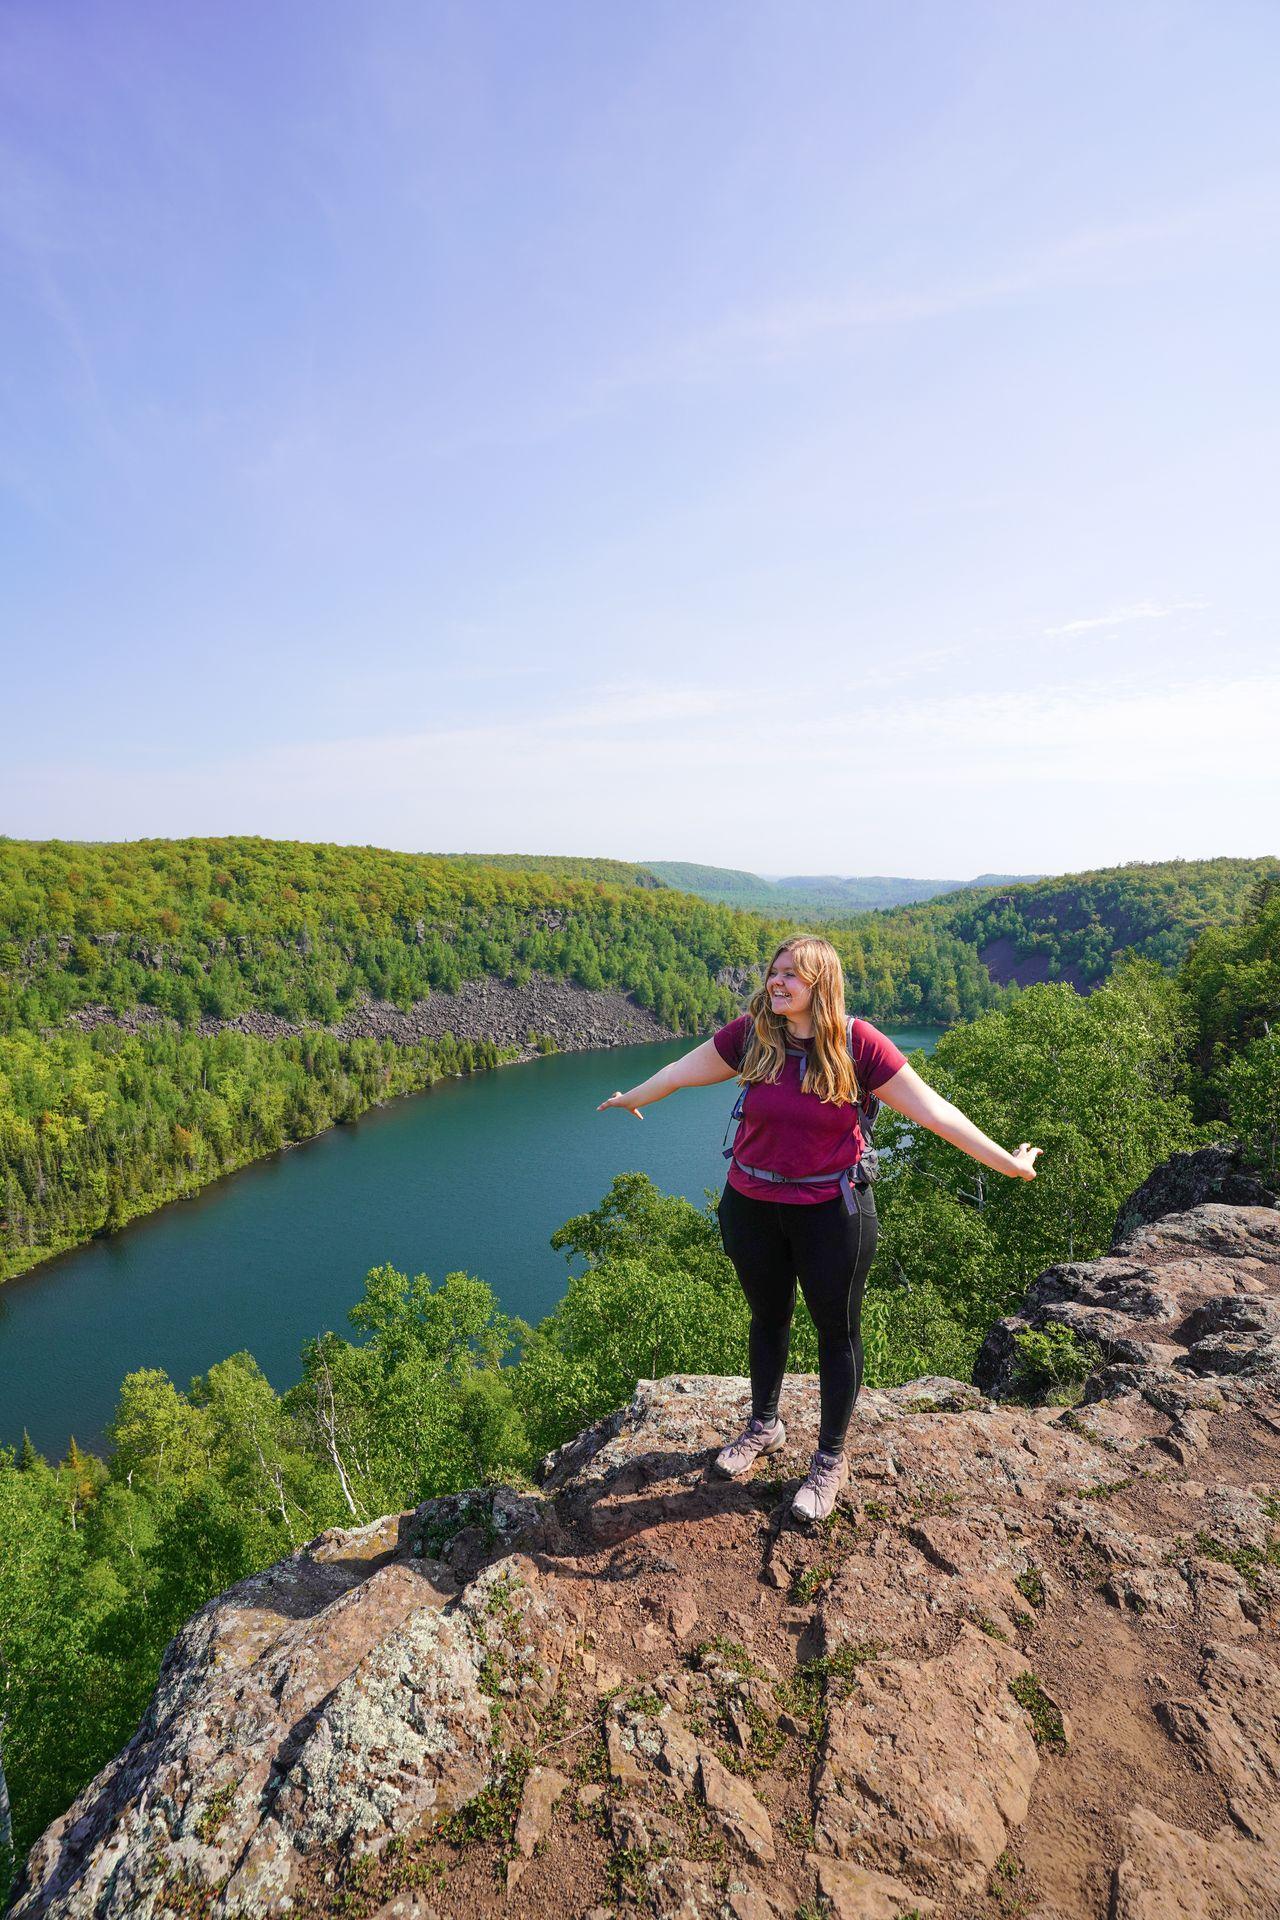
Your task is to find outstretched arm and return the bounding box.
[873,1061,1042,1179]
[597,1037,738,1118]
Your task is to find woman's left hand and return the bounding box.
[597,1091,644,1118]
[1008,1143,1042,1180]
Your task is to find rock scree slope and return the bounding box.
[60,971,677,1058]
[11,1154,1280,1920]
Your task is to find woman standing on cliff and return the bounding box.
[598,934,1042,1524]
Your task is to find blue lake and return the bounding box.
[0,1028,937,1457]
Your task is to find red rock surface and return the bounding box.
[11,1191,1280,1920]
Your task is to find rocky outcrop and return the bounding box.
[1112,1143,1276,1241]
[977,934,1088,994]
[59,971,677,1058]
[12,1188,1280,1919]
[323,974,674,1054]
[973,1192,1280,1404]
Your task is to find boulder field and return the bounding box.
[12,1151,1280,1920]
[59,971,676,1058]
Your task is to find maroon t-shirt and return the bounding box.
[713,1013,908,1205]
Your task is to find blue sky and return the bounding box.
[3,1,1277,877]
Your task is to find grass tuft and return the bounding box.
[778,1640,884,1744]
[1193,1529,1280,1594]
[1013,1564,1045,1609]
[1008,1671,1067,1752]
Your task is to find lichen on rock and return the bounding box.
[10,1168,1280,1919]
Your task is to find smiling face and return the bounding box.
[766,946,814,1024]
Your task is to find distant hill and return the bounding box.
[640,853,1278,996]
[433,851,664,888]
[770,871,1041,914]
[644,861,1041,916]
[642,860,772,902]
[883,856,1280,991]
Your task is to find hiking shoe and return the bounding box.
[791,1448,848,1524]
[713,1416,786,1479]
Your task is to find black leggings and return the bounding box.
[716,1180,878,1455]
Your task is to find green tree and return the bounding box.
[284,1265,529,1518]
[189,1351,337,1557]
[862,961,1201,1388]
[1220,1029,1280,1178]
[0,1449,102,1868]
[890,963,1196,1284]
[518,1173,797,1457]
[106,1368,211,1492]
[514,1253,749,1457]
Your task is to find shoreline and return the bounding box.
[11,976,944,1290]
[3,996,695,1289]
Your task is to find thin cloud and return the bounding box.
[1043,600,1209,637]
[7,672,1278,862]
[592,183,1280,401]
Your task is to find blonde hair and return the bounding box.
[739,934,860,1106]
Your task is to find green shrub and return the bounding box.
[1007,1324,1102,1406]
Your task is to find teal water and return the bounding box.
[0,1028,938,1459]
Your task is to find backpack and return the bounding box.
[721,1015,881,1213]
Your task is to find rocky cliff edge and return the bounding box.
[12,1154,1280,1920]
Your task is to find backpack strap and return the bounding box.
[848,1014,881,1181]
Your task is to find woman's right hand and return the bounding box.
[597,1091,644,1118]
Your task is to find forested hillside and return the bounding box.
[0,837,1004,1283]
[434,851,663,888]
[772,869,1038,912]
[643,859,1038,914]
[1180,873,1280,1178]
[643,859,775,903]
[1,840,1271,1287]
[0,838,739,1035]
[884,856,1279,990]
